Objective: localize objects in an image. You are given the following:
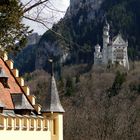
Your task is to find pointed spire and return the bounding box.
[49,59,53,76]
[104,19,110,30]
[41,59,65,113]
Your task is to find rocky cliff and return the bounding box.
[35,0,105,70]
[67,0,104,20]
[13,33,40,74]
[14,0,140,74]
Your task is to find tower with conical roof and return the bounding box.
[41,59,65,140]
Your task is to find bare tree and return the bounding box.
[21,0,66,29]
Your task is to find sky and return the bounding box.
[22,0,70,35]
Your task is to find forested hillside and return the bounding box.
[17,1,140,139]
[14,0,140,74]
[36,0,140,69]
[25,62,140,140]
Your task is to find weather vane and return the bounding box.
[48,59,54,76]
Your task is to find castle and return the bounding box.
[94,21,129,70]
[0,52,64,140]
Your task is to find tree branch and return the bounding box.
[23,15,81,49]
[23,0,49,13]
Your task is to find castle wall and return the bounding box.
[0,114,51,140]
[42,113,64,140]
[0,129,51,140]
[0,53,64,140]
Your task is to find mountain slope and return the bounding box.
[36,0,140,70]
[14,0,140,74]
[26,62,140,140]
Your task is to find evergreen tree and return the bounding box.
[0,0,31,54]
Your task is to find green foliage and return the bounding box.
[107,59,113,70]
[108,71,126,97]
[14,0,140,75]
[0,0,31,53]
[107,4,132,35]
[65,77,75,96]
[104,0,140,59]
[25,62,140,140]
[129,83,140,94]
[75,74,80,83]
[24,73,32,82]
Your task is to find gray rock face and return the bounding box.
[35,41,62,69]
[66,0,104,21]
[27,33,41,46]
[35,0,105,70]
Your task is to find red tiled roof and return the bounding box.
[0,58,23,109]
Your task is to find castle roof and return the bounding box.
[95,44,101,48]
[11,93,34,110]
[0,57,34,111]
[112,34,127,45]
[41,75,65,113]
[0,54,64,115]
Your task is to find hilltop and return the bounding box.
[25,62,140,140]
[14,0,140,74]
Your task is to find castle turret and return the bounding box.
[94,44,102,65]
[102,20,110,64]
[95,44,101,53]
[41,59,65,140]
[103,20,110,45]
[93,20,129,70]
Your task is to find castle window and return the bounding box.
[43,118,48,131]
[0,115,4,129]
[7,117,12,129]
[53,119,56,135]
[14,117,20,130]
[0,67,9,88]
[37,118,42,130]
[11,94,33,116]
[30,117,34,130]
[115,49,124,60]
[0,104,4,113]
[22,116,28,130]
[0,78,9,88]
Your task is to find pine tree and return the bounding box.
[0,0,31,54]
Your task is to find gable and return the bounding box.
[11,93,33,110]
[0,58,34,110]
[112,34,126,45]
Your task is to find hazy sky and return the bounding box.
[22,0,70,35]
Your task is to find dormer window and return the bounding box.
[0,101,4,113]
[11,93,34,115]
[0,67,9,88]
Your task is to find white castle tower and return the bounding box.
[94,21,129,70]
[102,20,110,64]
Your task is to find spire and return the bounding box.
[41,59,65,113]
[104,19,110,31]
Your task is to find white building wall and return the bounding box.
[94,23,129,70]
[0,129,51,140]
